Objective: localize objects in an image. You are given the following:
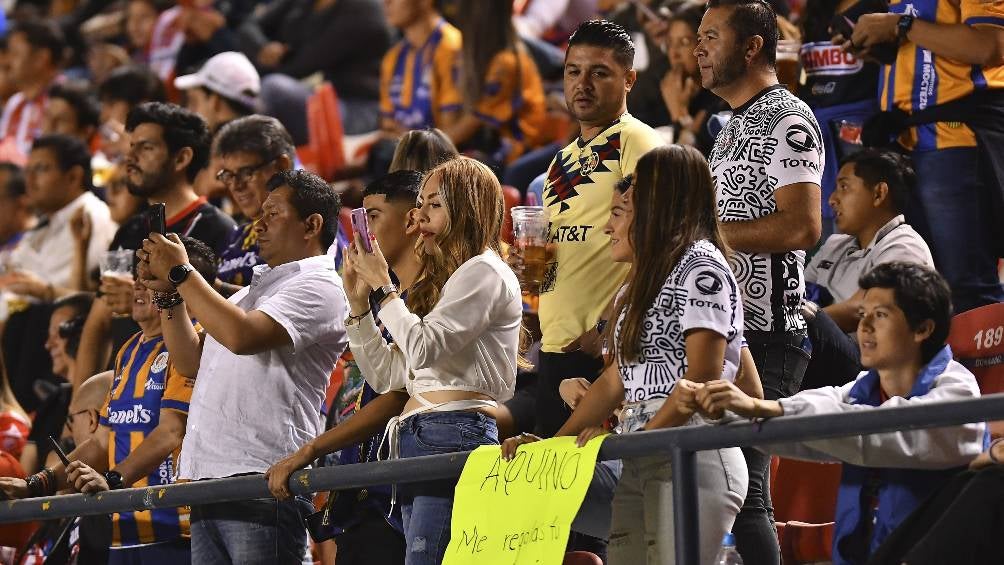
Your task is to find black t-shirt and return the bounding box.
[798,0,880,108]
[105,198,236,368]
[109,197,237,255]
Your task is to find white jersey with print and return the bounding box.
[616,240,744,403]
[708,85,824,333]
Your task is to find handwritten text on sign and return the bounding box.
[443,435,606,565]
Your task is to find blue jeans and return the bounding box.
[399,411,498,565]
[107,538,191,564]
[906,146,1004,313]
[733,330,811,565]
[190,495,313,565]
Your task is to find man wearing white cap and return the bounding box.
[175,51,260,133]
[176,52,261,199]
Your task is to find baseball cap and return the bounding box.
[175,51,261,110]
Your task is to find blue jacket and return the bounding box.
[832,346,965,564]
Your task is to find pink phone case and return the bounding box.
[350,207,373,252]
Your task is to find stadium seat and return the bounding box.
[770,457,842,564]
[501,185,523,244]
[563,551,603,565]
[0,451,37,550]
[946,302,1004,437]
[301,83,346,181]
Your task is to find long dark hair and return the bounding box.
[456,0,519,107]
[612,145,729,362]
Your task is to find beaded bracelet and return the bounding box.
[26,468,56,498]
[152,291,184,319]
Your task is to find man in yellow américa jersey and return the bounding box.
[510,20,664,439]
[839,0,1004,313]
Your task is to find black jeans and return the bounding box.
[866,466,1004,565]
[802,310,861,390]
[534,350,604,438]
[335,506,405,565]
[734,330,811,565]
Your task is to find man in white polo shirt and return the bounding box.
[802,149,934,388]
[139,169,347,565]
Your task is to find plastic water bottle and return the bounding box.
[713,532,744,565]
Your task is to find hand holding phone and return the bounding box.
[48,435,71,467]
[148,203,166,236]
[350,207,372,253]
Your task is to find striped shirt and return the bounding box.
[99,331,195,547]
[882,0,1004,150]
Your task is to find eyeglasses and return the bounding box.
[215,158,276,187]
[65,408,96,431]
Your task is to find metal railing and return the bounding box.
[3,393,1004,564]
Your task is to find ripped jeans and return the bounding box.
[398,411,498,565]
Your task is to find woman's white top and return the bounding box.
[346,249,522,404]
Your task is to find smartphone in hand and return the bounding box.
[147,203,166,236]
[350,207,373,253]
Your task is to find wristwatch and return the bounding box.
[168,263,196,286]
[370,283,399,306]
[104,470,124,490]
[897,15,915,42]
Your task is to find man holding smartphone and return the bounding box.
[138,169,347,565]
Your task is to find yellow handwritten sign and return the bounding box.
[443,435,606,565]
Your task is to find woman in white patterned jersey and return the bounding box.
[504,144,753,564]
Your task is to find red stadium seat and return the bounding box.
[947,302,1004,437]
[770,457,842,564]
[563,551,603,565]
[302,83,346,181]
[501,185,523,244]
[0,450,37,549]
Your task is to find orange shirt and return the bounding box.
[473,46,548,162]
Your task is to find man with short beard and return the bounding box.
[696,1,824,564]
[74,102,235,387]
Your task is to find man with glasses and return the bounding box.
[0,237,219,565]
[211,115,295,295]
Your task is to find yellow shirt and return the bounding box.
[538,113,665,352]
[473,47,548,162]
[883,0,1004,150]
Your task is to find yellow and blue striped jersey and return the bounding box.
[883,0,1004,150]
[379,19,463,130]
[99,331,195,547]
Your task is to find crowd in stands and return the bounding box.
[0,0,999,564]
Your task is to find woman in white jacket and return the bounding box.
[342,157,522,565]
[698,261,986,565]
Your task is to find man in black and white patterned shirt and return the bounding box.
[697,1,823,564]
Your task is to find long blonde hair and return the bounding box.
[407,157,504,317]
